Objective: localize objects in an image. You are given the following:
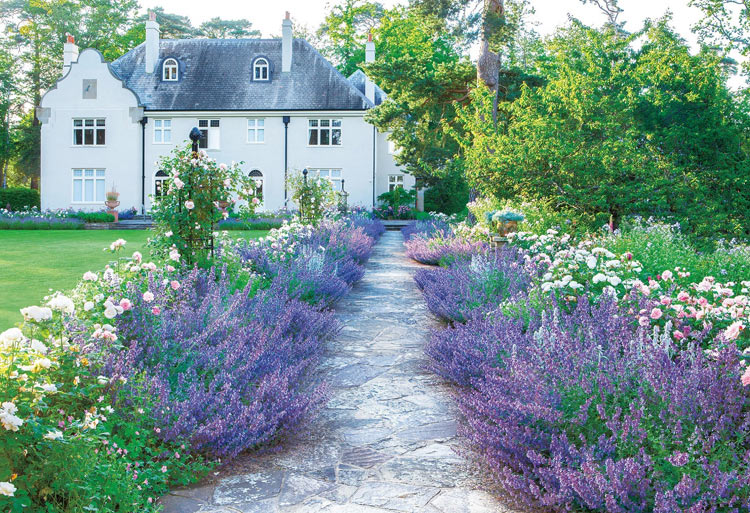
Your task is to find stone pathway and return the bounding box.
[162,231,517,513]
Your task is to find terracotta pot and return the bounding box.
[105,199,120,209]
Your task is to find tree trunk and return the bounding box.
[477,0,503,125]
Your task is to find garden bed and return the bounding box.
[0,144,385,512]
[403,214,750,512]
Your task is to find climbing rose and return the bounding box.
[185,200,195,210]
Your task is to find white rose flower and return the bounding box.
[84,301,95,312]
[0,481,16,497]
[592,273,607,284]
[40,383,58,394]
[20,305,53,322]
[47,294,75,315]
[586,255,597,269]
[43,429,64,440]
[30,339,48,354]
[0,328,25,347]
[608,275,622,286]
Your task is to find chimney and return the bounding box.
[365,32,376,104]
[145,10,160,74]
[282,11,293,73]
[63,35,79,74]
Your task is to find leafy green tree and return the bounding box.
[690,0,750,74]
[457,20,750,237]
[363,7,475,188]
[317,0,386,77]
[135,7,197,39]
[199,18,261,39]
[0,44,15,188]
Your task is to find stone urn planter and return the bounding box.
[105,190,120,223]
[486,210,524,248]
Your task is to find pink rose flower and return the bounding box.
[638,316,650,327]
[142,291,154,302]
[725,321,744,341]
[152,306,161,315]
[673,330,684,340]
[660,296,672,306]
[661,270,673,281]
[119,298,132,311]
[742,366,750,387]
[170,280,180,290]
[650,308,663,320]
[677,291,690,302]
[185,200,195,210]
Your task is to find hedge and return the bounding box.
[0,187,40,211]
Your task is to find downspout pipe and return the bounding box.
[372,126,376,207]
[283,115,290,209]
[139,116,148,215]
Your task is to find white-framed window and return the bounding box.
[153,119,172,144]
[311,168,343,191]
[72,169,105,203]
[253,58,269,81]
[388,174,404,192]
[198,119,220,149]
[154,170,168,199]
[249,169,263,198]
[247,118,265,143]
[73,118,105,146]
[308,119,342,146]
[163,58,178,81]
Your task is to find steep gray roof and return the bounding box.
[110,38,373,111]
[347,69,386,106]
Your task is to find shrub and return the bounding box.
[0,187,40,211]
[423,172,469,215]
[414,248,535,323]
[110,268,337,459]
[70,211,115,223]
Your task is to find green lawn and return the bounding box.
[0,229,267,329]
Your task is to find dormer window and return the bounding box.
[163,58,178,81]
[253,58,269,81]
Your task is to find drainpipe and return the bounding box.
[283,115,290,208]
[139,116,148,214]
[372,126,376,207]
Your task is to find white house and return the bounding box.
[37,13,414,213]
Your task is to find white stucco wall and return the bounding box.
[375,131,415,206]
[143,112,384,212]
[39,49,142,211]
[39,49,409,213]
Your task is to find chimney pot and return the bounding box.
[63,35,79,74]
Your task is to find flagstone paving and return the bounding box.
[162,231,517,513]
